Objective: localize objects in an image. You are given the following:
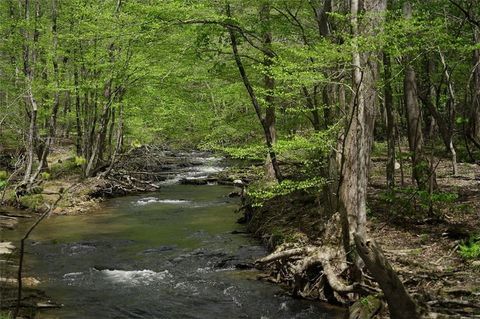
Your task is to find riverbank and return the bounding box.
[245,159,480,318]
[2,146,479,318]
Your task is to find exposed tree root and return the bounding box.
[255,213,379,304]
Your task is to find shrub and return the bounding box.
[459,236,480,260]
[18,194,44,210]
[40,171,51,180]
[0,311,12,319]
[248,177,326,207]
[0,170,8,180]
[50,158,82,178]
[380,187,462,220]
[74,156,87,167]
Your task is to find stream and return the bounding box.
[2,156,343,319]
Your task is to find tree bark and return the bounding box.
[354,235,421,319]
[403,2,437,189]
[20,0,38,185]
[29,0,61,183]
[350,2,419,318]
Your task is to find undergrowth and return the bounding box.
[459,235,480,259]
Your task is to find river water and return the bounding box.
[2,157,344,319]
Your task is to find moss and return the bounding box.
[269,228,286,247]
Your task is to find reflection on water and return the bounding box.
[5,184,344,319]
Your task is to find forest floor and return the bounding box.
[247,158,480,318]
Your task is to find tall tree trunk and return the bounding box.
[421,52,458,175]
[23,87,37,184]
[226,4,282,182]
[74,66,83,156]
[402,3,434,189]
[30,0,61,182]
[471,27,480,144]
[384,52,395,190]
[350,1,420,317]
[20,0,37,185]
[404,65,423,184]
[261,4,277,181]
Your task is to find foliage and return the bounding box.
[74,156,87,167]
[380,187,461,219]
[248,177,327,206]
[50,159,82,179]
[0,169,8,190]
[459,236,480,260]
[40,172,51,180]
[0,312,12,319]
[218,144,266,161]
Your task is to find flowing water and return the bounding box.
[2,157,344,319]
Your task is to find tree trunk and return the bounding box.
[354,235,421,319]
[383,52,395,190]
[20,0,38,185]
[403,2,436,189]
[404,63,426,187]
[30,0,61,183]
[226,4,282,182]
[22,87,37,184]
[261,4,278,182]
[352,1,420,317]
[471,27,480,143]
[74,66,83,156]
